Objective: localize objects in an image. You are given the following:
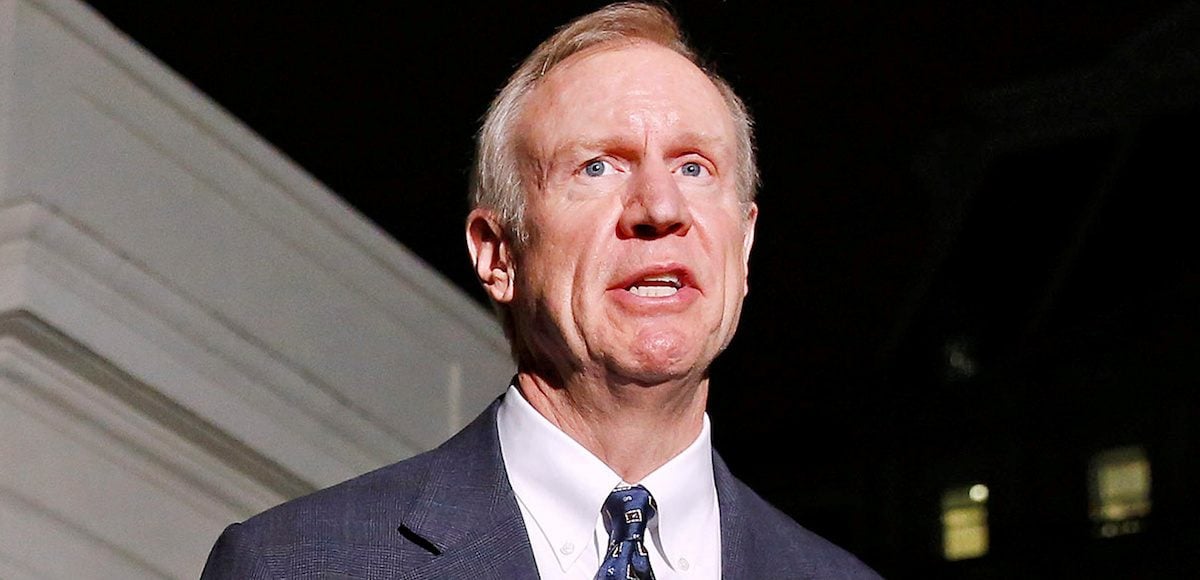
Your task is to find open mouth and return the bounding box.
[627,273,683,298]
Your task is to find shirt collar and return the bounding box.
[640,410,718,569]
[497,383,623,572]
[496,382,717,573]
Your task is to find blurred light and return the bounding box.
[969,484,989,503]
[1089,445,1151,538]
[1100,522,1119,538]
[943,338,977,380]
[942,485,989,560]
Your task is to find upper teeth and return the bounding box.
[628,274,681,297]
[642,274,680,286]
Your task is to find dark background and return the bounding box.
[83,1,1200,577]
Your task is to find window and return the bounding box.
[1090,446,1151,537]
[942,483,989,560]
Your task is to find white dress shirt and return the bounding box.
[496,384,721,580]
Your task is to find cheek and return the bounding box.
[525,227,604,306]
[714,225,752,303]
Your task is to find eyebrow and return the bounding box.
[550,137,633,160]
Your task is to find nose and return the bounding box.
[617,164,694,239]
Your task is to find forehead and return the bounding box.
[519,42,736,158]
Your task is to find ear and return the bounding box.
[466,209,516,304]
[741,202,758,295]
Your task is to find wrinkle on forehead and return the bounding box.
[518,42,737,175]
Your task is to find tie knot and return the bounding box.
[602,485,656,541]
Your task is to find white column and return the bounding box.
[0,1,513,577]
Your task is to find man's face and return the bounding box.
[507,42,757,385]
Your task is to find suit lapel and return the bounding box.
[397,399,539,580]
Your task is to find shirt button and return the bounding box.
[678,557,690,571]
[559,542,575,555]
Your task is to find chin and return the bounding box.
[614,337,705,385]
[610,364,691,386]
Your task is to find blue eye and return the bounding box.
[584,160,610,177]
[680,162,704,177]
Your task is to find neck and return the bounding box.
[515,370,707,483]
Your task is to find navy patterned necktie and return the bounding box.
[596,484,657,580]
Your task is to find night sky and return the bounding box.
[82,1,1198,574]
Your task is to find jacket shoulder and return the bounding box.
[747,490,880,579]
[716,456,882,579]
[200,447,441,578]
[200,398,512,578]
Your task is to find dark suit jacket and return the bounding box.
[201,397,881,579]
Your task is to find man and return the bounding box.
[202,3,880,578]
